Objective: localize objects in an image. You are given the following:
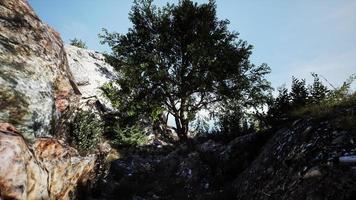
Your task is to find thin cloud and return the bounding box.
[286,48,356,89]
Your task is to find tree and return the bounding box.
[309,73,329,103]
[266,85,291,125]
[290,77,309,107]
[70,38,88,49]
[100,0,271,140]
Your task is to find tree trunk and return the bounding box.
[174,116,188,141]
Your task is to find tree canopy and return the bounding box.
[100,0,271,140]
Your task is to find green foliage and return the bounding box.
[111,125,148,147]
[215,99,245,134]
[266,85,291,125]
[293,76,356,118]
[267,73,356,122]
[293,93,356,118]
[69,38,88,49]
[69,110,103,154]
[328,74,356,103]
[267,74,336,125]
[309,73,329,103]
[101,82,122,108]
[290,77,309,106]
[192,115,210,135]
[215,63,272,134]
[101,82,155,128]
[100,0,271,139]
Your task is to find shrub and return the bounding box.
[111,125,148,147]
[267,74,355,125]
[290,76,309,106]
[192,115,210,136]
[69,110,103,154]
[309,73,329,103]
[69,38,88,49]
[293,92,356,118]
[293,74,356,118]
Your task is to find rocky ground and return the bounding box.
[1,0,356,200]
[87,106,356,200]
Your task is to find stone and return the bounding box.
[339,155,356,166]
[0,125,95,200]
[0,1,98,199]
[332,134,351,145]
[65,44,119,110]
[303,167,322,179]
[0,0,77,140]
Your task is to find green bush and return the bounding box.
[293,92,356,118]
[293,74,356,118]
[267,74,356,122]
[111,125,148,147]
[70,110,103,154]
[69,38,88,49]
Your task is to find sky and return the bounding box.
[28,0,356,90]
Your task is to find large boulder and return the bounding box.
[0,1,97,199]
[0,123,95,200]
[0,0,78,140]
[65,44,118,110]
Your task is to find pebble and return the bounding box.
[303,167,322,179]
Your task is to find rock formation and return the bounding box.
[93,107,356,200]
[2,1,356,200]
[65,44,118,110]
[0,0,77,140]
[0,1,96,199]
[0,123,95,200]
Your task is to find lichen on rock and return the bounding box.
[0,1,98,199]
[0,123,96,200]
[65,44,119,110]
[0,0,75,140]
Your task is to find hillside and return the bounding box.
[1,0,356,200]
[87,106,356,200]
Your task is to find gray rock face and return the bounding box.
[0,0,75,140]
[65,44,118,110]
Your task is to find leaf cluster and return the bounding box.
[100,0,272,138]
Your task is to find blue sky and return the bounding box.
[28,0,356,90]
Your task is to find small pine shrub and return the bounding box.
[69,38,88,49]
[70,110,103,154]
[293,74,356,118]
[112,125,148,147]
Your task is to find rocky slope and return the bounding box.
[91,106,356,200]
[2,1,356,200]
[232,115,356,199]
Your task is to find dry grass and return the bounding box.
[292,92,356,118]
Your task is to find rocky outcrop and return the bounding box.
[0,1,97,199]
[0,0,77,140]
[232,118,356,200]
[0,123,95,200]
[93,107,356,200]
[91,133,271,200]
[65,44,118,110]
